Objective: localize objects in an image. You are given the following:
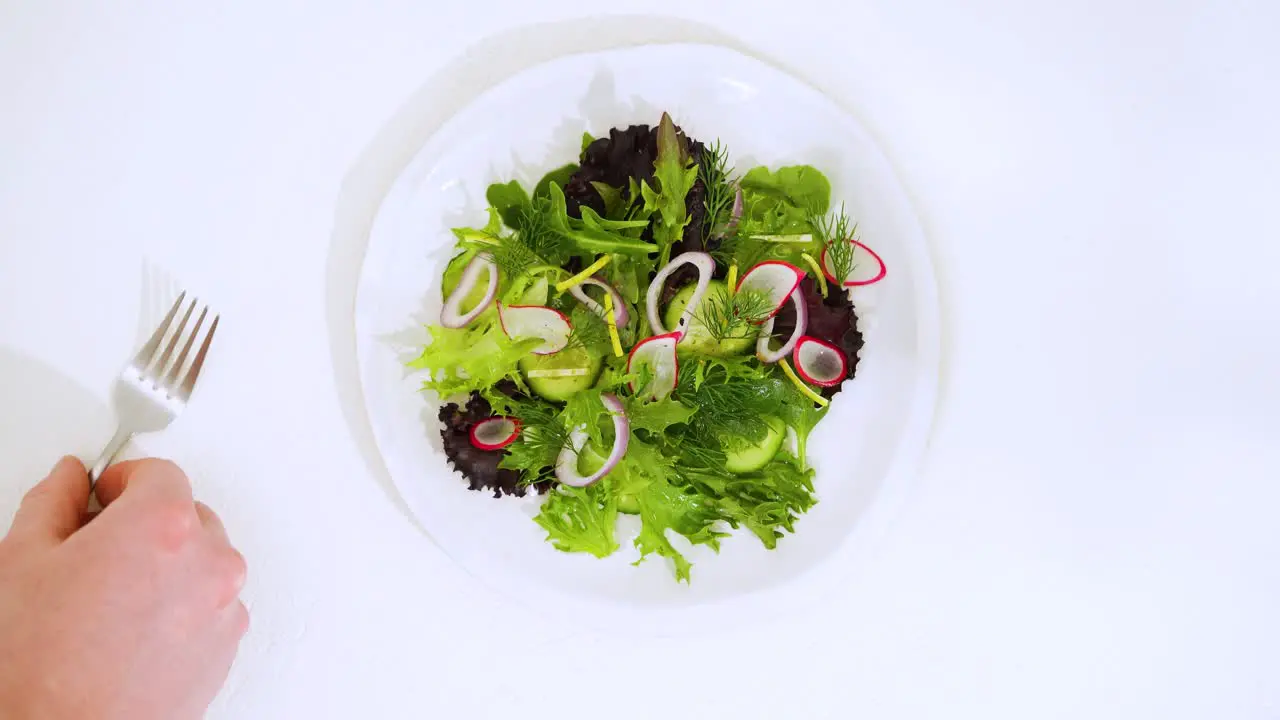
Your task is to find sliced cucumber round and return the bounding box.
[578,444,640,515]
[663,280,757,357]
[519,346,603,402]
[723,416,786,474]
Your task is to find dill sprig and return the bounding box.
[698,140,736,243]
[563,305,611,353]
[689,288,774,343]
[711,232,770,271]
[813,204,858,285]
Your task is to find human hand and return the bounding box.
[0,457,247,720]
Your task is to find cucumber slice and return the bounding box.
[520,346,603,402]
[723,416,786,474]
[663,280,757,357]
[578,444,640,515]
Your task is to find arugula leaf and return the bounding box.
[486,180,531,229]
[590,181,626,219]
[640,112,699,266]
[408,321,539,397]
[534,482,619,558]
[545,184,658,257]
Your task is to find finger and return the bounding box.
[94,458,194,509]
[195,501,228,543]
[9,456,91,545]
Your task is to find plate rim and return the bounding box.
[354,40,941,631]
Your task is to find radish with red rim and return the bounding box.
[735,261,806,322]
[497,304,571,355]
[555,394,629,487]
[793,335,847,387]
[820,239,887,287]
[627,333,680,401]
[469,417,521,451]
[756,287,808,364]
[440,253,498,328]
[646,251,715,337]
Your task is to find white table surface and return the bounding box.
[2,2,1277,718]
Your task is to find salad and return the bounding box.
[410,114,886,581]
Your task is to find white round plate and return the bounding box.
[356,43,939,628]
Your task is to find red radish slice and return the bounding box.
[569,278,629,328]
[469,417,520,451]
[735,261,806,322]
[793,336,847,387]
[497,304,571,355]
[820,239,887,287]
[555,393,629,487]
[440,253,498,328]
[627,333,680,401]
[756,287,808,364]
[646,251,715,337]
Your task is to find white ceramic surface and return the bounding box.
[355,44,939,623]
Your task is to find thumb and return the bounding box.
[8,456,90,545]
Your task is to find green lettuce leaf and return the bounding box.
[408,320,538,397]
[736,165,831,240]
[640,112,699,265]
[534,164,578,201]
[534,482,619,558]
[486,180,531,229]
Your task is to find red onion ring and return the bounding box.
[569,278,630,328]
[646,251,715,338]
[554,394,629,487]
[756,287,808,364]
[440,253,498,329]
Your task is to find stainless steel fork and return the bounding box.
[88,292,220,487]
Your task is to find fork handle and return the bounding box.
[88,427,135,488]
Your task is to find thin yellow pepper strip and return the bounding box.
[801,252,827,297]
[779,358,830,407]
[554,255,611,292]
[726,263,739,299]
[603,291,624,358]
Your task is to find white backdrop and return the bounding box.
[1,2,1277,718]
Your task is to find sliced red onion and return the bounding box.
[723,185,744,236]
[627,332,680,401]
[756,287,808,364]
[569,278,629,328]
[440,253,498,328]
[793,335,847,387]
[735,260,806,322]
[646,251,715,338]
[821,239,887,287]
[497,304,571,355]
[555,393,629,487]
[469,417,520,451]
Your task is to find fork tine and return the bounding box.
[165,305,208,388]
[134,291,187,366]
[179,314,219,398]
[153,298,196,380]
